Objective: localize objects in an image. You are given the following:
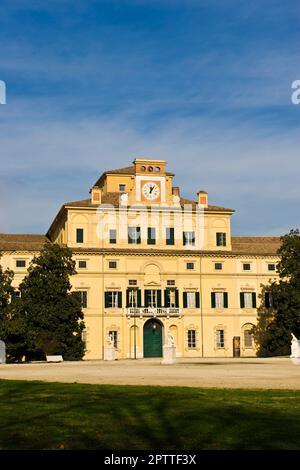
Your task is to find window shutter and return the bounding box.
[137,289,142,307]
[118,291,122,308]
[105,292,110,308]
[211,292,216,308]
[157,290,162,307]
[240,292,245,308]
[252,292,257,308]
[183,292,187,308]
[265,292,270,308]
[224,292,228,308]
[175,289,179,308]
[126,289,130,308]
[183,233,187,246]
[137,227,141,244]
[164,289,170,307]
[144,290,150,307]
[82,291,87,308]
[195,292,200,308]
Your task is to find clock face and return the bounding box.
[142,182,160,200]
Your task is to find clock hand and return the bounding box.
[149,185,154,194]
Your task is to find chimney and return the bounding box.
[197,190,208,208]
[91,187,102,205]
[172,187,180,197]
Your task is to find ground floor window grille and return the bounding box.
[188,329,196,348]
[216,329,225,348]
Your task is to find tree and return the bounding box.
[253,229,300,356]
[0,255,14,311]
[18,243,85,361]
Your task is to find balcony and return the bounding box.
[124,307,183,317]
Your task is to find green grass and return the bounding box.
[1,379,300,449]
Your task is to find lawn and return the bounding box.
[1,379,300,450]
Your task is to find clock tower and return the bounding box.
[134,158,168,204]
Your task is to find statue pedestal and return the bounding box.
[161,345,176,365]
[104,346,116,361]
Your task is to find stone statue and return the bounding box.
[290,333,300,358]
[108,333,114,347]
[167,333,175,347]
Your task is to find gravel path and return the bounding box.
[0,357,299,389]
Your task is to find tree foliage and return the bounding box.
[0,244,85,361]
[253,229,300,356]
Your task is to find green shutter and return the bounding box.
[164,289,170,307]
[183,292,187,308]
[224,292,228,308]
[240,292,245,308]
[211,292,216,308]
[265,292,270,308]
[157,290,162,307]
[144,290,150,307]
[118,291,122,308]
[252,292,257,308]
[137,289,142,307]
[105,292,110,308]
[195,292,200,308]
[175,289,179,308]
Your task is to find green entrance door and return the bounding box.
[143,320,163,358]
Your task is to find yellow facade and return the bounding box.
[0,158,281,359]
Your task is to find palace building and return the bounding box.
[0,158,281,359]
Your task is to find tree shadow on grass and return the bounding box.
[1,381,300,449]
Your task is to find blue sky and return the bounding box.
[0,0,300,235]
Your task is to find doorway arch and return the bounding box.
[143,319,163,358]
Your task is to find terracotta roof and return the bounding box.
[64,195,234,212]
[94,165,174,187]
[0,234,49,252]
[231,237,281,255]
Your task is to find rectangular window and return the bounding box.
[183,231,195,246]
[243,263,251,271]
[216,232,226,247]
[186,262,194,270]
[108,261,117,269]
[215,292,224,308]
[129,280,137,286]
[241,292,256,309]
[244,330,253,348]
[78,260,87,269]
[16,260,26,268]
[76,228,84,243]
[268,263,276,271]
[187,292,196,309]
[164,288,178,308]
[127,289,138,307]
[188,330,196,348]
[79,291,87,308]
[105,291,121,308]
[216,329,225,348]
[265,292,273,308]
[109,229,117,244]
[109,330,118,349]
[128,227,141,244]
[166,227,175,245]
[119,184,126,192]
[214,262,223,270]
[147,227,156,245]
[167,280,175,286]
[145,289,161,308]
